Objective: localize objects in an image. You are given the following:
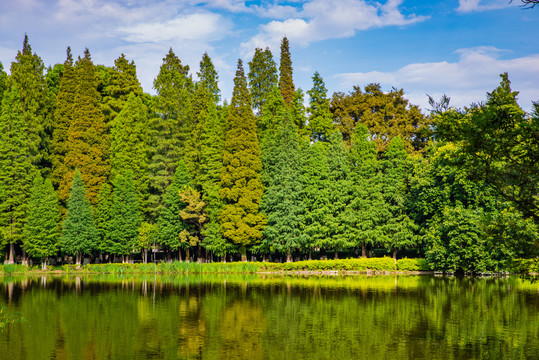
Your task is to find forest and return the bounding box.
[0,35,537,272]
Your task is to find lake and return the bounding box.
[0,274,538,359]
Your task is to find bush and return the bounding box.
[396,258,431,271]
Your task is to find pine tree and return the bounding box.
[62,49,110,205]
[148,48,193,219]
[138,222,157,263]
[51,47,76,192]
[23,174,60,270]
[94,182,113,260]
[261,112,305,261]
[307,72,336,142]
[220,59,266,261]
[61,170,98,267]
[179,186,207,262]
[381,136,416,259]
[278,37,295,106]
[258,86,286,138]
[197,52,220,103]
[248,47,278,111]
[9,35,50,174]
[345,125,385,258]
[0,62,7,101]
[102,54,143,126]
[110,93,150,215]
[110,171,141,262]
[0,88,36,263]
[158,161,192,260]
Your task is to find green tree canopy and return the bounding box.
[278,37,295,107]
[248,47,278,111]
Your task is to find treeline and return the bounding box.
[0,35,537,272]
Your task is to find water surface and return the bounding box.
[0,274,538,359]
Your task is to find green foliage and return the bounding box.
[94,183,113,255]
[178,186,206,249]
[22,174,60,266]
[396,257,431,271]
[61,170,98,263]
[248,47,278,111]
[197,52,220,103]
[278,37,295,106]
[0,61,7,100]
[307,71,336,142]
[110,171,141,258]
[219,59,266,258]
[261,257,397,271]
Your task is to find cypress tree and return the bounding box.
[158,161,192,260]
[0,88,36,263]
[110,93,150,214]
[278,37,295,106]
[51,47,76,192]
[260,112,305,261]
[0,62,7,101]
[148,48,193,219]
[248,47,278,111]
[94,183,113,261]
[307,72,336,142]
[23,174,60,270]
[179,186,207,262]
[110,171,141,262]
[102,54,143,126]
[61,170,98,267]
[197,52,220,103]
[62,49,110,205]
[220,59,266,261]
[9,35,50,174]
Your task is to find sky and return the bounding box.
[0,0,538,112]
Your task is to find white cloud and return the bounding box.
[334,47,539,112]
[456,0,515,13]
[240,0,428,56]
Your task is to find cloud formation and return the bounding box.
[456,0,515,13]
[334,47,539,112]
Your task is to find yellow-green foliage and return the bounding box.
[396,258,431,271]
[261,257,397,271]
[511,258,539,274]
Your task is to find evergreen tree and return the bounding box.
[9,35,50,174]
[248,47,278,111]
[0,88,36,263]
[257,86,286,138]
[62,49,110,205]
[179,186,207,261]
[61,170,98,267]
[158,161,192,260]
[51,48,76,192]
[307,72,336,142]
[220,59,266,261]
[381,136,416,259]
[137,222,157,263]
[94,183,113,260]
[0,62,7,101]
[148,48,193,219]
[23,174,60,270]
[110,172,141,262]
[110,93,150,215]
[102,54,143,126]
[345,125,385,257]
[278,37,295,106]
[197,52,220,103]
[261,112,305,261]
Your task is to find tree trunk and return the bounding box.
[143,249,148,264]
[393,248,397,260]
[361,241,366,258]
[286,252,292,263]
[262,253,266,262]
[42,257,48,271]
[8,243,15,264]
[334,250,339,260]
[197,245,202,263]
[76,253,82,268]
[186,248,190,262]
[241,247,247,262]
[22,250,28,266]
[222,255,226,263]
[308,248,312,261]
[179,248,183,262]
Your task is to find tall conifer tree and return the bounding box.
[307,72,336,142]
[0,88,36,263]
[23,174,60,270]
[220,59,266,261]
[94,183,113,261]
[197,52,220,103]
[0,62,7,101]
[278,37,295,106]
[61,170,97,267]
[62,49,110,205]
[248,47,278,111]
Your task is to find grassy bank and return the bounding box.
[0,257,432,275]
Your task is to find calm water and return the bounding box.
[0,274,538,359]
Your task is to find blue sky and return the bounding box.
[0,0,538,112]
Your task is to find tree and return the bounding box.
[197,52,220,103]
[248,47,278,111]
[0,62,7,101]
[110,93,150,214]
[148,48,193,219]
[94,183,113,261]
[61,170,98,267]
[23,175,60,270]
[138,222,157,263]
[220,59,266,261]
[307,71,336,142]
[158,161,192,260]
[62,49,110,205]
[260,112,305,261]
[278,37,295,106]
[179,186,207,262]
[0,88,36,264]
[51,48,76,192]
[110,172,141,262]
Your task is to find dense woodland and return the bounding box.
[0,35,537,272]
